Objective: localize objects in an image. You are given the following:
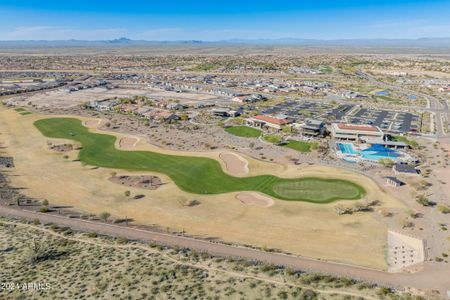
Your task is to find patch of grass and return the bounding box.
[14,107,32,115]
[392,135,418,148]
[282,140,316,153]
[34,118,365,203]
[375,95,402,104]
[437,204,450,214]
[319,65,333,73]
[421,112,431,133]
[225,126,261,138]
[189,63,218,71]
[263,134,282,144]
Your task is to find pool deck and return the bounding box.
[335,142,414,164]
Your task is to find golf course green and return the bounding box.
[34,118,365,203]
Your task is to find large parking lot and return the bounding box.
[260,100,420,134]
[262,100,354,121]
[347,108,420,133]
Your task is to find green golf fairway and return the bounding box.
[34,118,365,203]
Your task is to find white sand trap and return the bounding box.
[236,192,274,207]
[84,119,101,127]
[118,137,139,149]
[220,152,249,176]
[387,230,425,273]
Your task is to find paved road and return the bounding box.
[1,206,449,296]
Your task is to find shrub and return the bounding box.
[116,236,128,244]
[302,289,317,299]
[185,199,200,207]
[86,232,98,238]
[39,207,49,213]
[416,195,431,206]
[377,287,393,296]
[99,212,111,222]
[437,204,450,214]
[379,158,394,168]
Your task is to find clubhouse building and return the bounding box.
[246,114,293,131]
[330,123,384,141]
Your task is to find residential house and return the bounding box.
[211,108,239,117]
[118,104,139,114]
[166,103,187,110]
[232,94,266,103]
[86,99,119,111]
[143,109,179,123]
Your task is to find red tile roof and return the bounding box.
[253,115,290,125]
[337,123,379,132]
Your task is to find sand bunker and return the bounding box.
[220,152,249,176]
[119,137,139,149]
[236,192,274,207]
[84,119,101,127]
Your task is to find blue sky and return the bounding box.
[0,0,449,40]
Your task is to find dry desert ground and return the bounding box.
[0,107,408,269]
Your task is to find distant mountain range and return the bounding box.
[1,37,450,48]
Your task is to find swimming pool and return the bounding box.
[376,90,389,96]
[337,143,401,162]
[338,143,358,155]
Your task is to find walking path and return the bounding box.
[1,206,449,297]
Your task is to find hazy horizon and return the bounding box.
[1,1,450,41]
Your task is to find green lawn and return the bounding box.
[392,135,417,148]
[375,95,402,104]
[282,140,317,153]
[14,107,32,115]
[225,126,262,138]
[263,134,283,144]
[319,65,333,74]
[34,118,365,203]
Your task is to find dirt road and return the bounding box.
[1,206,449,297]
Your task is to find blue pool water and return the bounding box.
[338,143,358,155]
[376,90,389,96]
[337,143,400,162]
